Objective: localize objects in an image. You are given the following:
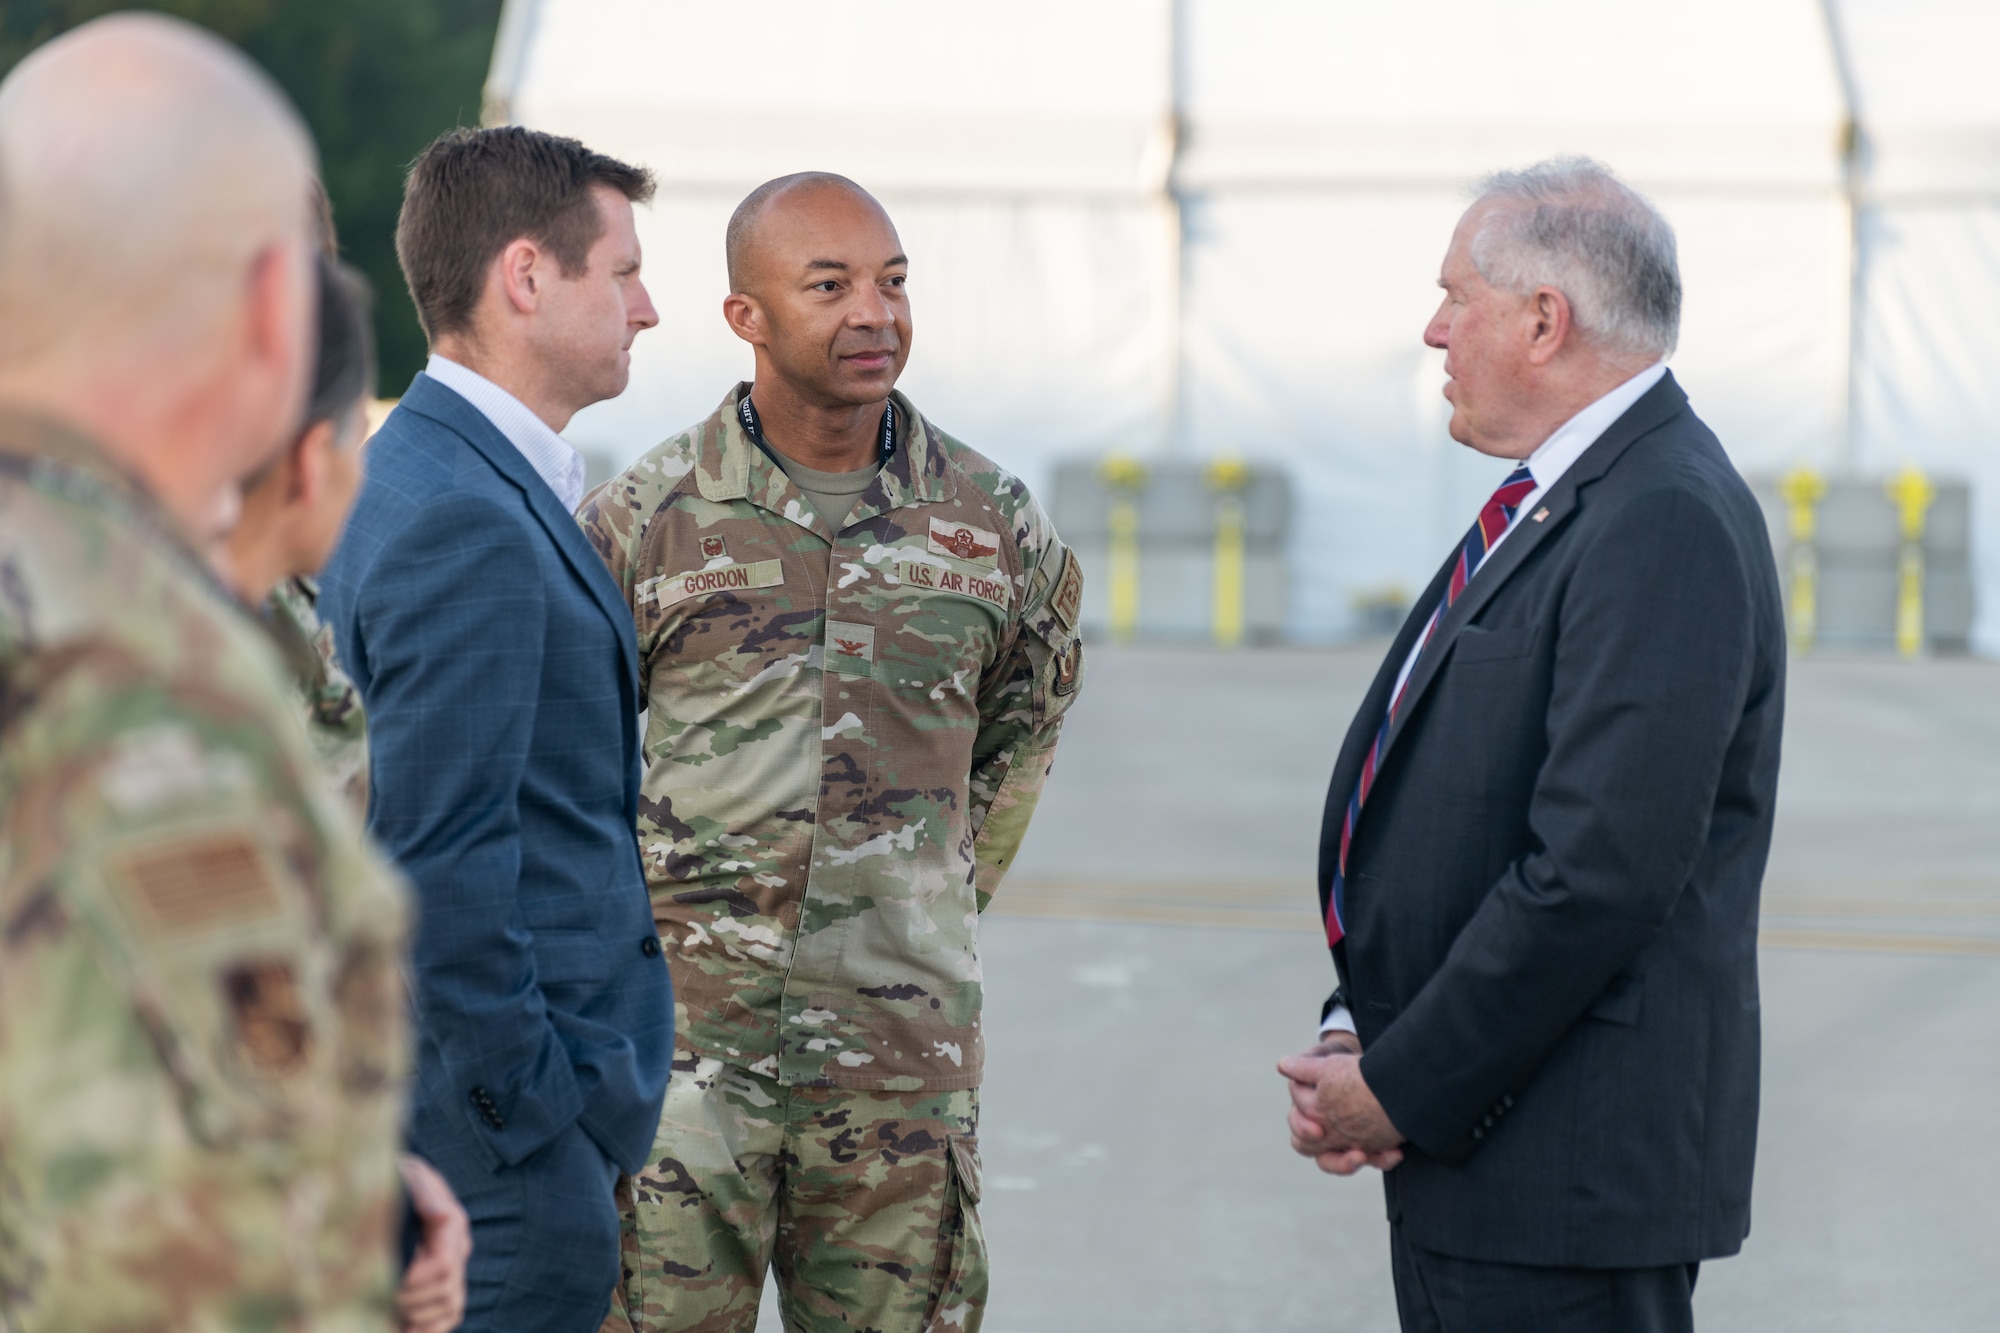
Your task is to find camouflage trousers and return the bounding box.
[601,1054,985,1333]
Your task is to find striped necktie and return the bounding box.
[1325,464,1537,947]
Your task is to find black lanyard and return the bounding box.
[738,393,897,465]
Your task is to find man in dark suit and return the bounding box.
[319,127,673,1333]
[1278,157,1785,1333]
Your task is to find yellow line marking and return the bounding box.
[1756,929,2000,958]
[1761,898,2000,919]
[991,887,2000,957]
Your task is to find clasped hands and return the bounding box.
[1276,1035,1406,1176]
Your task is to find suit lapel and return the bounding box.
[1323,553,1454,833]
[400,374,640,691]
[1371,372,1692,775]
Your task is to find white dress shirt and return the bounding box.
[425,354,587,513]
[1322,360,1667,1039]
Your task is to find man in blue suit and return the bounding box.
[319,126,673,1332]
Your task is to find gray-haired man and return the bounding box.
[1279,157,1784,1333]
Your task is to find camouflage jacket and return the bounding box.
[0,414,409,1331]
[265,575,369,819]
[581,385,1083,1092]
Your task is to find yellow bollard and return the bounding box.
[1098,455,1147,643]
[1205,457,1251,648]
[1884,464,1935,659]
[1777,466,1826,653]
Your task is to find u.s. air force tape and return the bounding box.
[639,559,785,610]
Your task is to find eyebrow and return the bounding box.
[804,255,909,272]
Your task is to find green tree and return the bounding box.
[0,0,504,390]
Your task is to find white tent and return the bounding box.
[1840,0,2000,654]
[488,0,1996,649]
[486,0,1179,504]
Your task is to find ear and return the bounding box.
[497,237,545,315]
[244,239,313,403]
[722,291,768,348]
[287,418,338,509]
[1525,286,1573,366]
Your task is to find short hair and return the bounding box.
[306,256,375,434]
[726,171,877,293]
[395,126,654,340]
[1469,157,1681,360]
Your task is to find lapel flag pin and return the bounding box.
[1532,507,1551,523]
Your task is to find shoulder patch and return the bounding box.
[223,959,314,1075]
[1050,548,1084,632]
[114,831,282,932]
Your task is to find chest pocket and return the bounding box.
[1452,624,1537,665]
[860,535,1013,689]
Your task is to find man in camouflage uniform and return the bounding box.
[0,17,411,1330]
[266,575,371,814]
[582,173,1084,1333]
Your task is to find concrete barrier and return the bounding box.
[1050,458,1292,644]
[1750,471,1973,655]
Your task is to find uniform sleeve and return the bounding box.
[579,477,641,603]
[967,496,1086,909]
[579,472,656,689]
[0,646,405,1327]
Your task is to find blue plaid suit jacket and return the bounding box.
[320,373,672,1178]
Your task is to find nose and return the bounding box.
[630,276,659,332]
[1423,297,1450,351]
[848,281,892,330]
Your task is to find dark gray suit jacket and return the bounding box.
[1318,372,1784,1268]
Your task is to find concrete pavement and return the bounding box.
[755,645,2000,1331]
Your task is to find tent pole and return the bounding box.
[481,0,542,127]
[1819,0,1864,477]
[1165,0,1190,458]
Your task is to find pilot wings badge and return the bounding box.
[927,516,1001,568]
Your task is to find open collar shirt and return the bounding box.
[424,354,587,513]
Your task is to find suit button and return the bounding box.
[641,935,661,957]
[1471,1127,1485,1141]
[1502,1094,1515,1108]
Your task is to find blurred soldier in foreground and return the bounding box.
[216,252,471,1333]
[0,14,412,1331]
[583,173,1085,1333]
[318,126,674,1333]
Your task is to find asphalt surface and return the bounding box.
[752,645,2000,1332]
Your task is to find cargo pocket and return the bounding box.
[923,1134,988,1332]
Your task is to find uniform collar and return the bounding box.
[0,407,214,568]
[691,382,954,537]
